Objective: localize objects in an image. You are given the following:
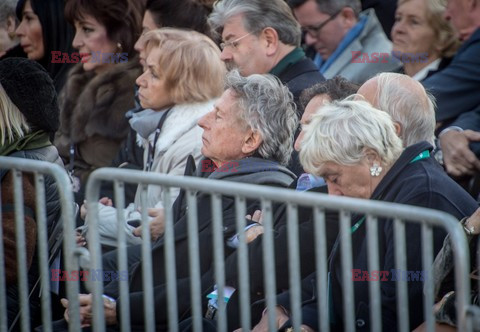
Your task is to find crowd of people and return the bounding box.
[1,0,480,330]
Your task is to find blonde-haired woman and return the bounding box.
[391,0,460,80]
[0,57,64,328]
[85,28,226,247]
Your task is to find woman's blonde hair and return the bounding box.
[398,0,460,57]
[0,85,30,146]
[143,28,226,104]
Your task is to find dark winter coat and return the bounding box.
[109,157,295,330]
[278,141,478,331]
[54,60,142,189]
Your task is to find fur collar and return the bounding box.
[137,100,214,154]
[58,59,142,143]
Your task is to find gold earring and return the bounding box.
[117,42,122,51]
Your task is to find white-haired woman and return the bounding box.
[253,99,478,331]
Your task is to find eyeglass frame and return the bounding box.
[219,32,253,51]
[301,9,342,36]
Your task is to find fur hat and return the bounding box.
[0,57,59,132]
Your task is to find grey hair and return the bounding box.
[226,70,298,166]
[0,0,18,25]
[373,73,436,147]
[300,99,403,175]
[288,0,362,17]
[208,0,301,46]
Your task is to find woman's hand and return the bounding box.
[464,207,480,235]
[80,197,113,220]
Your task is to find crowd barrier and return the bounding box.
[0,159,478,331]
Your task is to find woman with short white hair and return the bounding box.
[260,99,478,331]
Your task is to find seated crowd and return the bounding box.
[1,0,480,330]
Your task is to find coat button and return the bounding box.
[356,319,365,328]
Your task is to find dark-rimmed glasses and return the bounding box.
[301,10,342,36]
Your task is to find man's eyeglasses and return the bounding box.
[220,32,252,51]
[301,10,342,36]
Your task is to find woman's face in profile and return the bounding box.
[16,0,45,61]
[72,14,118,73]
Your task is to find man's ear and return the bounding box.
[242,130,262,155]
[262,27,279,56]
[393,122,402,138]
[339,7,357,29]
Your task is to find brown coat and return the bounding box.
[2,172,36,285]
[54,60,142,187]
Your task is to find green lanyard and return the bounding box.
[350,150,430,233]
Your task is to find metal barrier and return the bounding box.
[0,156,77,332]
[0,159,476,331]
[75,167,474,332]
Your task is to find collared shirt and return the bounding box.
[269,47,306,76]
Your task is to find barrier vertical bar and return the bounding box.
[162,187,176,332]
[394,218,409,332]
[34,173,52,331]
[366,215,381,332]
[113,180,131,331]
[13,169,30,332]
[211,194,227,332]
[260,199,278,331]
[235,196,251,330]
[0,176,7,332]
[313,207,329,332]
[339,210,355,331]
[186,190,202,332]
[287,203,302,331]
[86,188,106,332]
[422,224,434,332]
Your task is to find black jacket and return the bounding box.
[422,28,480,129]
[278,142,478,331]
[112,157,295,330]
[277,57,325,176]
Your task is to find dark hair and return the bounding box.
[16,0,75,93]
[64,0,144,55]
[287,0,361,16]
[146,0,213,38]
[299,76,359,109]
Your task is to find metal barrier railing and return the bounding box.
[0,159,476,331]
[79,167,474,332]
[0,156,77,332]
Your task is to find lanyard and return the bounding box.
[145,107,172,172]
[350,149,430,233]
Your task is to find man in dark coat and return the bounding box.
[421,0,480,178]
[208,0,325,176]
[59,70,298,330]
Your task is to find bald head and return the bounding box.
[357,73,436,147]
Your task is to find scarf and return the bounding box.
[0,130,52,156]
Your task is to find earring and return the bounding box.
[8,31,16,39]
[116,42,122,52]
[370,163,382,177]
